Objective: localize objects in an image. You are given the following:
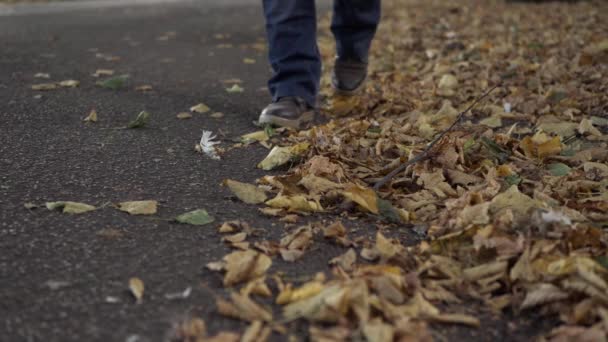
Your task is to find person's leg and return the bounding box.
[331,0,381,62]
[330,0,381,95]
[262,0,320,108]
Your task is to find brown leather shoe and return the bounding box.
[331,59,368,95]
[258,97,315,129]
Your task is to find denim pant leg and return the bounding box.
[262,0,320,108]
[331,0,381,62]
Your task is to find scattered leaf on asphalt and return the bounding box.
[96,75,128,90]
[190,103,210,113]
[174,209,215,226]
[31,83,58,91]
[58,80,79,88]
[226,84,244,93]
[116,200,158,215]
[91,69,114,77]
[128,277,144,304]
[224,179,267,204]
[176,112,192,120]
[127,111,150,129]
[34,73,50,79]
[46,201,96,214]
[135,85,153,92]
[83,109,98,123]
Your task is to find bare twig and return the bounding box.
[373,85,499,191]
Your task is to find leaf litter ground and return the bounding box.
[187,0,608,341]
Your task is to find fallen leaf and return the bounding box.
[58,80,79,88]
[224,179,268,204]
[190,103,210,113]
[241,321,271,342]
[222,249,272,286]
[226,84,244,93]
[117,200,158,215]
[257,143,310,170]
[83,109,98,122]
[96,75,128,90]
[342,184,379,214]
[266,194,323,212]
[547,163,571,176]
[129,277,144,304]
[217,292,273,322]
[174,209,215,225]
[46,201,96,214]
[31,83,57,91]
[242,130,270,143]
[176,112,192,119]
[91,69,114,77]
[127,111,150,129]
[329,248,357,272]
[135,85,153,92]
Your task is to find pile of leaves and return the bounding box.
[187,0,608,340]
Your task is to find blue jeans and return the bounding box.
[262,0,381,107]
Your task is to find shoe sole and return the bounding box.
[258,110,315,129]
[332,76,367,96]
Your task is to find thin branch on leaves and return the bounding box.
[373,85,499,191]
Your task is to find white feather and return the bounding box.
[199,130,220,160]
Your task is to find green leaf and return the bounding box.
[377,198,402,224]
[174,209,215,225]
[548,163,571,177]
[127,111,150,129]
[96,75,128,90]
[46,201,96,214]
[481,137,509,163]
[504,174,522,186]
[263,124,276,138]
[595,256,608,271]
[546,90,568,105]
[463,138,476,152]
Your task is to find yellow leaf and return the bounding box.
[59,80,80,88]
[257,143,310,170]
[83,109,98,122]
[363,319,395,342]
[241,130,269,143]
[328,95,359,117]
[241,321,271,342]
[176,112,192,119]
[222,250,272,287]
[537,136,561,158]
[277,281,325,305]
[216,292,273,322]
[266,194,323,212]
[129,277,144,304]
[190,103,210,113]
[224,179,267,204]
[32,83,58,91]
[341,184,379,214]
[117,200,158,215]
